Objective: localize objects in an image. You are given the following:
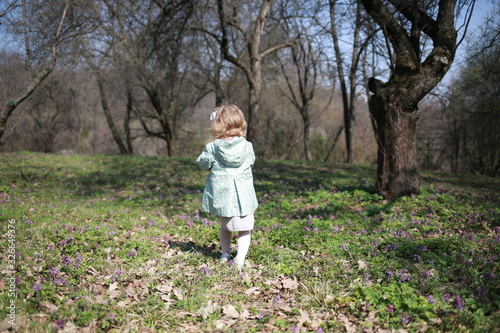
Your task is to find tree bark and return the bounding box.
[361,0,461,200]
[329,0,352,163]
[95,73,129,154]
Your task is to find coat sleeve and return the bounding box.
[247,142,256,167]
[196,143,215,170]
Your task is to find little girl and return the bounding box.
[196,104,258,268]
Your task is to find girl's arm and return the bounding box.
[196,144,215,170]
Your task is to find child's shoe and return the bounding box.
[220,253,232,262]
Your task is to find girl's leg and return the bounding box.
[234,230,251,267]
[219,227,232,260]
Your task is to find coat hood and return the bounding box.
[214,137,248,168]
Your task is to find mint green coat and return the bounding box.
[196,137,258,217]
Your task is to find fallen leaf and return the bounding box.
[40,301,59,312]
[296,309,311,327]
[222,304,239,318]
[173,289,184,300]
[338,313,356,333]
[109,282,118,291]
[244,287,260,296]
[358,259,367,270]
[196,300,220,320]
[155,282,173,294]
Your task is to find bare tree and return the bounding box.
[0,0,71,144]
[278,34,319,161]
[360,0,475,200]
[327,0,375,163]
[213,0,292,144]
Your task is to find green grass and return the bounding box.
[0,152,499,332]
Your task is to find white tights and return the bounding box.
[219,228,251,266]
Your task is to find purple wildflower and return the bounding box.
[127,249,137,257]
[290,326,300,333]
[61,255,72,266]
[426,294,435,304]
[200,267,211,276]
[364,273,370,285]
[397,270,411,283]
[385,243,398,251]
[386,271,394,279]
[421,271,432,280]
[273,294,282,304]
[386,304,395,313]
[48,267,60,275]
[317,328,325,333]
[54,319,65,331]
[442,293,451,302]
[401,314,410,325]
[74,252,83,269]
[53,277,66,286]
[33,282,42,292]
[186,221,193,228]
[452,295,464,311]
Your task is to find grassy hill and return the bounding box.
[1,152,499,332]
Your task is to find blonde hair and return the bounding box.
[211,104,247,139]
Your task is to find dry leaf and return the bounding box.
[155,282,173,294]
[338,313,356,333]
[196,300,220,320]
[244,287,260,296]
[358,259,367,270]
[109,282,118,291]
[173,289,184,300]
[40,301,59,313]
[296,309,311,327]
[222,304,239,318]
[108,289,121,299]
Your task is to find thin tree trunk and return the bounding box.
[95,73,128,154]
[125,88,134,154]
[303,114,312,161]
[324,125,344,162]
[329,0,352,163]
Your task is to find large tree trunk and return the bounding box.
[361,0,463,200]
[368,81,420,198]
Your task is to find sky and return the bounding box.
[446,0,498,81]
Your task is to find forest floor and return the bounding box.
[0,152,499,332]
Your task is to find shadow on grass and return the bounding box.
[168,240,220,260]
